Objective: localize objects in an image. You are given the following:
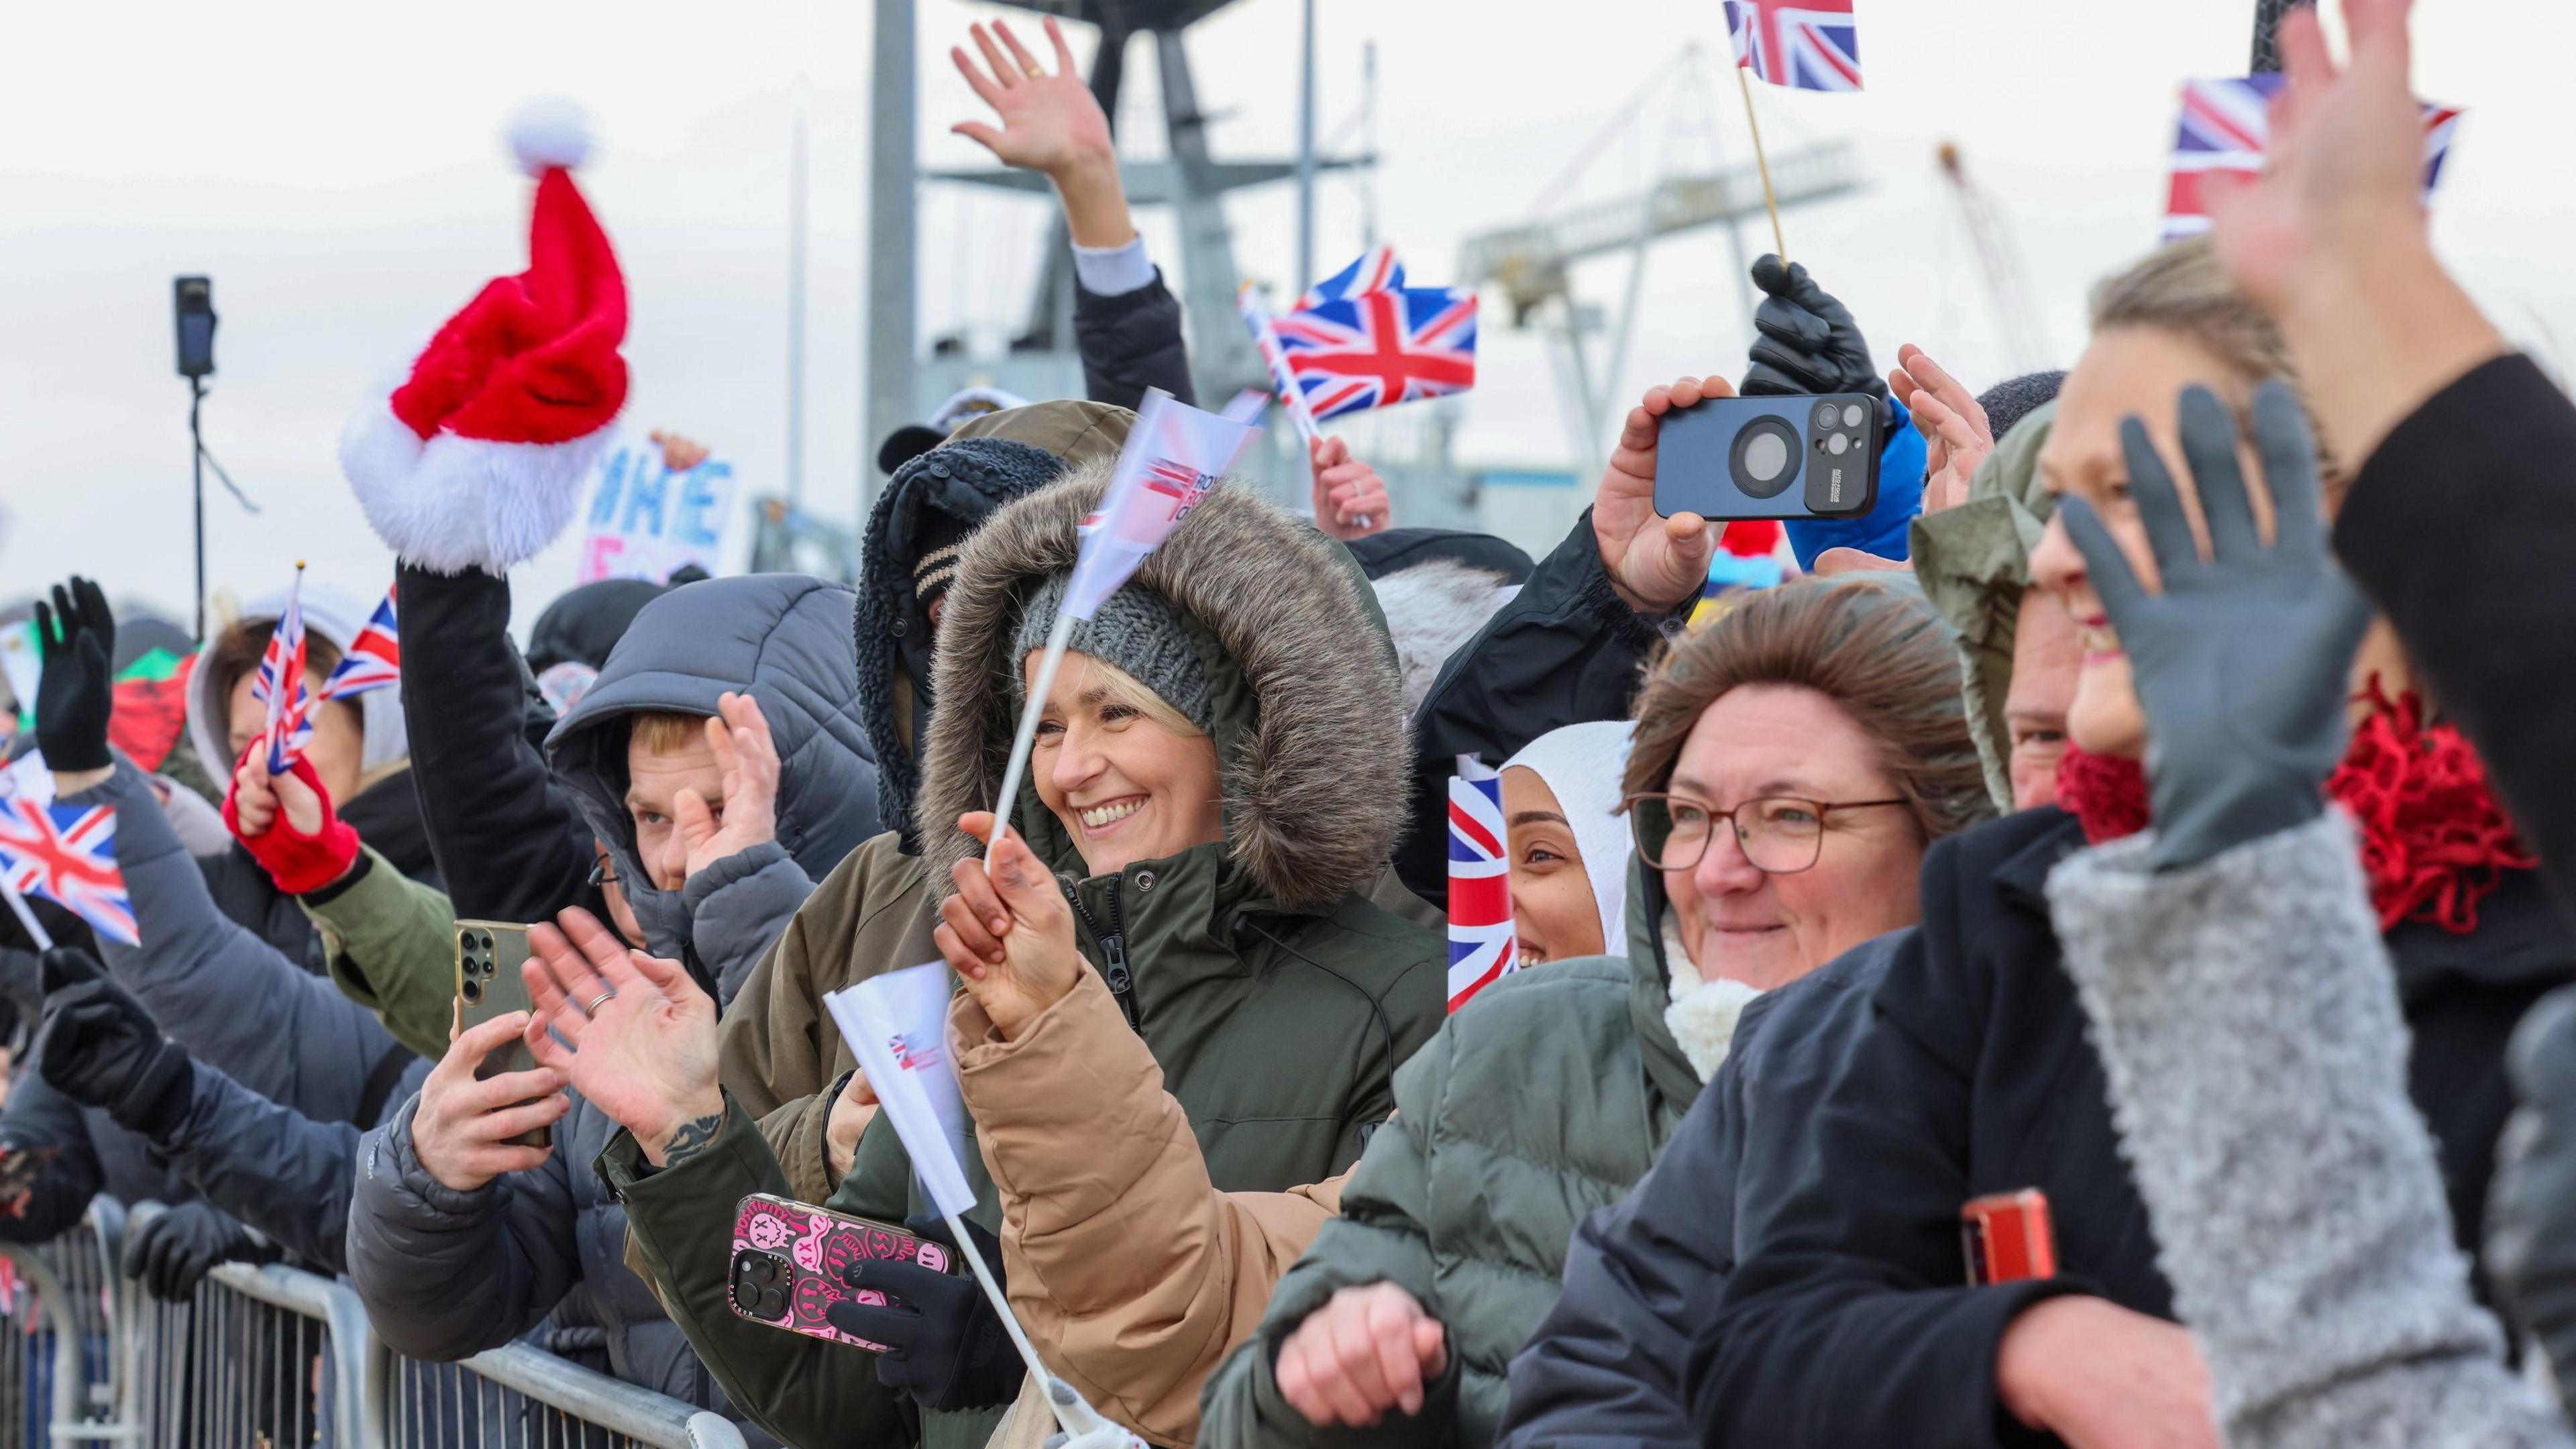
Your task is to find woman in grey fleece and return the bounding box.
[2044,374,2571,1448]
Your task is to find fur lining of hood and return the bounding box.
[1368,558,1516,721]
[1660,910,1763,1082]
[918,462,1408,910]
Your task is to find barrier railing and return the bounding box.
[1,1199,127,1448]
[89,1201,747,1449]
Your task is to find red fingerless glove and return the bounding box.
[222,755,361,896]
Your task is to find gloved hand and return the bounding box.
[223,751,360,895]
[121,1201,278,1301]
[32,576,116,771]
[1739,256,1890,423]
[828,1213,1025,1411]
[2058,382,2372,871]
[31,947,195,1141]
[2489,985,2576,1419]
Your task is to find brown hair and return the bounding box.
[2090,235,2339,482]
[207,618,344,714]
[628,711,710,757]
[1622,578,1992,844]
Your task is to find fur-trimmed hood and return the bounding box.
[916,463,1408,911]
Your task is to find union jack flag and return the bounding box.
[320,586,400,701]
[1447,764,1516,1014]
[0,798,136,945]
[1274,252,1477,422]
[1725,0,1862,93]
[2164,75,2461,241]
[1296,244,1405,311]
[250,572,315,774]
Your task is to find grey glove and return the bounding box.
[2057,381,2371,871]
[2491,985,2576,1421]
[1740,255,1890,421]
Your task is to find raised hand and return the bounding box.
[826,1069,879,1183]
[1309,436,1391,541]
[1890,343,1994,513]
[674,692,781,880]
[223,750,358,894]
[1595,374,1729,612]
[936,812,1081,1040]
[32,576,116,772]
[410,1011,568,1192]
[1275,1281,1450,1428]
[2057,382,2372,871]
[1741,256,1888,413]
[523,907,720,1164]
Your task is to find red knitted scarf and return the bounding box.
[2053,688,2534,934]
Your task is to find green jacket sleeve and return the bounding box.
[300,847,459,1061]
[599,1094,920,1449]
[1197,1025,1464,1449]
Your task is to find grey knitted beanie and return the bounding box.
[1010,574,1215,735]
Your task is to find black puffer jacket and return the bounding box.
[1075,267,1196,410]
[1687,807,2576,1448]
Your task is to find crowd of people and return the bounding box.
[12,2,2576,1446]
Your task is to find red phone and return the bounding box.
[1962,1189,2058,1285]
[727,1194,957,1350]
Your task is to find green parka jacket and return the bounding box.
[600,464,1448,1449]
[1197,865,1701,1449]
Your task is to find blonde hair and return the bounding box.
[1063,654,1205,739]
[628,710,709,756]
[2090,236,2339,480]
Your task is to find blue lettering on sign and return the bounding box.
[588,449,631,528]
[671,462,733,548]
[621,460,671,537]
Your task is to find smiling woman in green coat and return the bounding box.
[538,465,1446,1449]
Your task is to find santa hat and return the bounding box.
[341,99,629,576]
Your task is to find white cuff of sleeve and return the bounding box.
[1072,235,1155,299]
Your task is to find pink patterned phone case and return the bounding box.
[728,1193,957,1350]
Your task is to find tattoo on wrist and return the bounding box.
[662,1112,724,1165]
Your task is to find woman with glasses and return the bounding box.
[1197,576,1992,1449]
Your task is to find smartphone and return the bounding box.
[453,920,549,1150]
[1653,392,1882,523]
[727,1193,957,1350]
[0,1140,59,1205]
[1962,1189,2058,1285]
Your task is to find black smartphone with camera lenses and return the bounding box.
[453,920,548,1150]
[1652,392,1882,523]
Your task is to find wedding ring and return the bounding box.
[584,989,616,1015]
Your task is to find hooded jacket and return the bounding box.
[604,468,1447,1449]
[1197,864,1701,1449]
[1909,403,2059,811]
[345,573,875,1417]
[1685,806,2576,1448]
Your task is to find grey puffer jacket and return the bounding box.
[2047,812,2572,1449]
[1197,867,1701,1449]
[347,574,871,1419]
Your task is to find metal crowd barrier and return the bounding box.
[25,1201,751,1449]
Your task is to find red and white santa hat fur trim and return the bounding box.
[341,99,629,576]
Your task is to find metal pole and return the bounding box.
[863,0,918,513]
[2251,0,2300,72]
[190,376,206,642]
[1360,40,1379,248]
[1295,0,1318,292]
[788,89,810,508]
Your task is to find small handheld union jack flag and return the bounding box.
[1274,246,1477,423]
[1447,762,1517,1014]
[250,566,315,774]
[320,586,400,702]
[2163,74,2461,242]
[1725,0,1862,93]
[0,796,137,945]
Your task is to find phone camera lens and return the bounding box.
[1827,432,1851,456]
[1842,403,1866,429]
[731,1277,763,1314]
[461,979,482,1004]
[1813,402,1839,429]
[1728,417,1801,500]
[749,1256,780,1284]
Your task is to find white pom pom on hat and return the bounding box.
[507,97,594,176]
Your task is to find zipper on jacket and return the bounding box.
[1064,877,1140,1032]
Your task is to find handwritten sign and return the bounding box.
[576,445,738,585]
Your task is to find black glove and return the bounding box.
[120,1201,278,1301]
[31,947,194,1141]
[826,1213,1024,1411]
[2057,382,2372,871]
[32,576,117,772]
[1740,255,1890,421]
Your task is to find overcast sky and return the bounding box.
[2,0,2566,635]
